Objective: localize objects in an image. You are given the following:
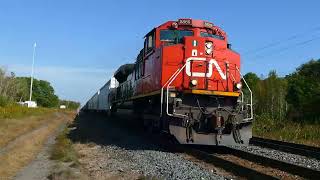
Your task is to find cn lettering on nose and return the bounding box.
[185,57,226,79]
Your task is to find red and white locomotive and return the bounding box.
[83,19,253,146]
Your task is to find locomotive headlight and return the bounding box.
[235,82,242,89]
[205,41,213,48]
[205,41,213,55]
[205,48,213,55]
[190,79,198,86]
[169,92,176,98]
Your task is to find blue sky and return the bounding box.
[1,0,319,104]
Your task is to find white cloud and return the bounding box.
[6,64,115,104]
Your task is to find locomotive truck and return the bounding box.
[82,18,253,146]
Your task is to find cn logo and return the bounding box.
[185,57,227,79]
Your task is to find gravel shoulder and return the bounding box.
[68,111,225,180]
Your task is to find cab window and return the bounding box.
[200,32,224,40]
[145,32,155,54]
[160,30,193,43]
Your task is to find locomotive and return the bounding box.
[83,19,253,146]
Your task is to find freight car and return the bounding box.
[83,77,118,112]
[83,19,253,146]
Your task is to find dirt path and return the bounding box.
[14,123,66,180]
[0,111,73,179]
[0,113,61,156]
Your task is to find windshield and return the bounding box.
[160,30,194,43]
[200,32,224,40]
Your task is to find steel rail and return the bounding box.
[186,147,278,179]
[194,146,320,179]
[250,136,320,160]
[158,141,277,179]
[227,146,320,179]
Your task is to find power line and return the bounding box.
[243,26,320,56]
[251,35,320,60]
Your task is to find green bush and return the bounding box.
[0,96,9,107]
[50,127,78,163]
[253,115,320,145]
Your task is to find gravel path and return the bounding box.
[231,145,320,171]
[14,113,69,180]
[14,129,60,180]
[71,111,225,180]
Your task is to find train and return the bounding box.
[82,18,253,146]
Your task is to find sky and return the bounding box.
[0,0,319,104]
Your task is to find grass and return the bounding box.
[253,114,320,147]
[50,126,78,164]
[0,107,57,148]
[0,112,65,179]
[0,105,53,119]
[49,125,81,180]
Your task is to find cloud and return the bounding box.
[6,64,115,104]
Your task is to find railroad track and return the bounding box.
[157,134,320,179]
[250,136,320,160]
[187,145,320,179]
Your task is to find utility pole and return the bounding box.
[29,42,37,102]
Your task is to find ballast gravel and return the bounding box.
[100,145,224,180]
[231,145,320,171]
[78,143,225,180]
[72,112,225,180]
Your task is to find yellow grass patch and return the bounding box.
[0,106,52,119]
[0,112,57,148]
[0,112,72,179]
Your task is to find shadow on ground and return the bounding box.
[68,110,169,151]
[67,110,279,180]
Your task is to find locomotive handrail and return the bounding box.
[235,66,253,121]
[160,59,197,118]
[165,61,190,118]
[160,67,181,116]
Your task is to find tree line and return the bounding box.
[0,68,80,109]
[243,59,320,124]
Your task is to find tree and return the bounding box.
[0,68,18,106]
[15,77,59,107]
[286,59,320,122]
[243,72,260,88]
[243,71,287,121]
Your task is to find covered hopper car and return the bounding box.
[83,77,118,112]
[82,18,253,146]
